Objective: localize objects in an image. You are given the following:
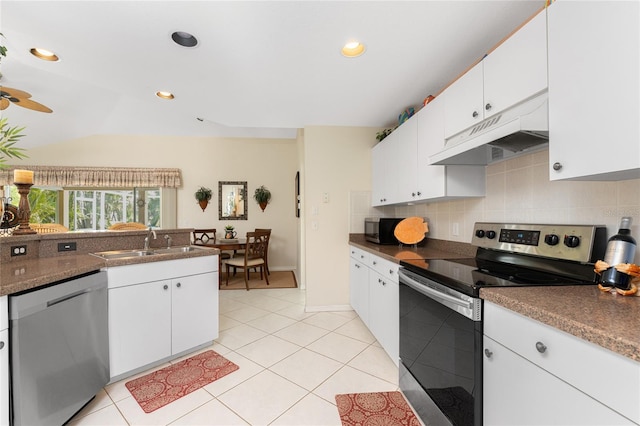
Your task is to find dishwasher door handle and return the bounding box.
[47,288,93,307]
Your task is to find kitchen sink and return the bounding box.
[91,249,158,260]
[91,245,210,260]
[152,246,209,254]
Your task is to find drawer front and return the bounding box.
[349,246,369,264]
[484,301,640,424]
[369,255,399,283]
[108,256,218,288]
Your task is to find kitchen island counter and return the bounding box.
[481,285,640,362]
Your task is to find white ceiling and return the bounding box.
[1,0,544,149]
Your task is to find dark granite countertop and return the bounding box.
[349,234,476,263]
[481,286,640,363]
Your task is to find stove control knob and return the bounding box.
[486,230,496,239]
[564,235,580,248]
[544,234,560,246]
[475,230,485,238]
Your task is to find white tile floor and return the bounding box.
[69,287,399,425]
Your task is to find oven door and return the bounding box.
[399,268,483,426]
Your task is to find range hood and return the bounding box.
[430,91,549,165]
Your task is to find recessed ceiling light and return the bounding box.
[341,41,365,58]
[156,91,175,100]
[171,31,198,48]
[30,47,59,61]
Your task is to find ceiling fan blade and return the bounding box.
[1,87,33,99]
[0,98,9,110]
[13,98,53,113]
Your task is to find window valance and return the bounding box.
[0,166,182,188]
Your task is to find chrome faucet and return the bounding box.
[144,227,157,251]
[164,234,172,249]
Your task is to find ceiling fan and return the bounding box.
[0,86,52,113]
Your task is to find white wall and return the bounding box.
[303,126,378,310]
[18,134,299,271]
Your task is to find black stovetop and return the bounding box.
[400,249,599,297]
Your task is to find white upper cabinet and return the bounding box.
[548,0,640,181]
[444,9,548,139]
[392,116,419,202]
[483,9,548,119]
[417,97,485,200]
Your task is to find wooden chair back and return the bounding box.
[193,229,217,245]
[245,230,270,262]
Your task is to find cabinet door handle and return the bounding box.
[535,341,547,353]
[485,103,492,111]
[484,348,493,358]
[372,261,377,265]
[411,192,416,197]
[176,282,182,288]
[389,269,394,275]
[552,162,563,171]
[355,264,360,269]
[163,284,169,290]
[472,111,479,118]
[416,191,421,196]
[0,341,4,350]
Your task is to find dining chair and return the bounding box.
[254,228,272,275]
[193,228,232,257]
[108,222,147,230]
[224,231,270,290]
[231,228,271,276]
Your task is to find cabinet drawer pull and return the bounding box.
[552,162,563,171]
[389,269,394,275]
[176,282,182,288]
[355,264,360,269]
[0,341,4,350]
[163,284,169,290]
[536,341,547,353]
[416,191,421,196]
[484,348,493,358]
[372,261,377,265]
[485,103,492,111]
[472,111,479,118]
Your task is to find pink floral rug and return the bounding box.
[125,350,239,413]
[335,391,421,426]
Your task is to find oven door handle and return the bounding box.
[399,270,473,311]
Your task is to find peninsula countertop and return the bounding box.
[0,247,219,297]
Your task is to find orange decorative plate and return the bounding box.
[394,217,429,244]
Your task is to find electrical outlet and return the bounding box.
[11,245,27,256]
[58,242,77,252]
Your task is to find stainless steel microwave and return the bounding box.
[364,217,404,245]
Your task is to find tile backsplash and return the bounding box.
[350,148,640,263]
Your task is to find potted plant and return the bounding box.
[253,185,271,211]
[194,186,212,212]
[224,225,236,239]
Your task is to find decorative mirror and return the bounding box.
[218,181,247,220]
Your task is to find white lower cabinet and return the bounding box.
[108,256,219,380]
[484,301,639,425]
[349,247,370,325]
[349,246,399,366]
[0,295,8,426]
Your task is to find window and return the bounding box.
[5,186,162,230]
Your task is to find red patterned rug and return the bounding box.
[125,350,239,413]
[335,391,421,426]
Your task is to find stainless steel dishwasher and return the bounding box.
[9,270,109,426]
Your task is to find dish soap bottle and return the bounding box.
[600,217,636,290]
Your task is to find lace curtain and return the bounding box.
[0,166,182,188]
